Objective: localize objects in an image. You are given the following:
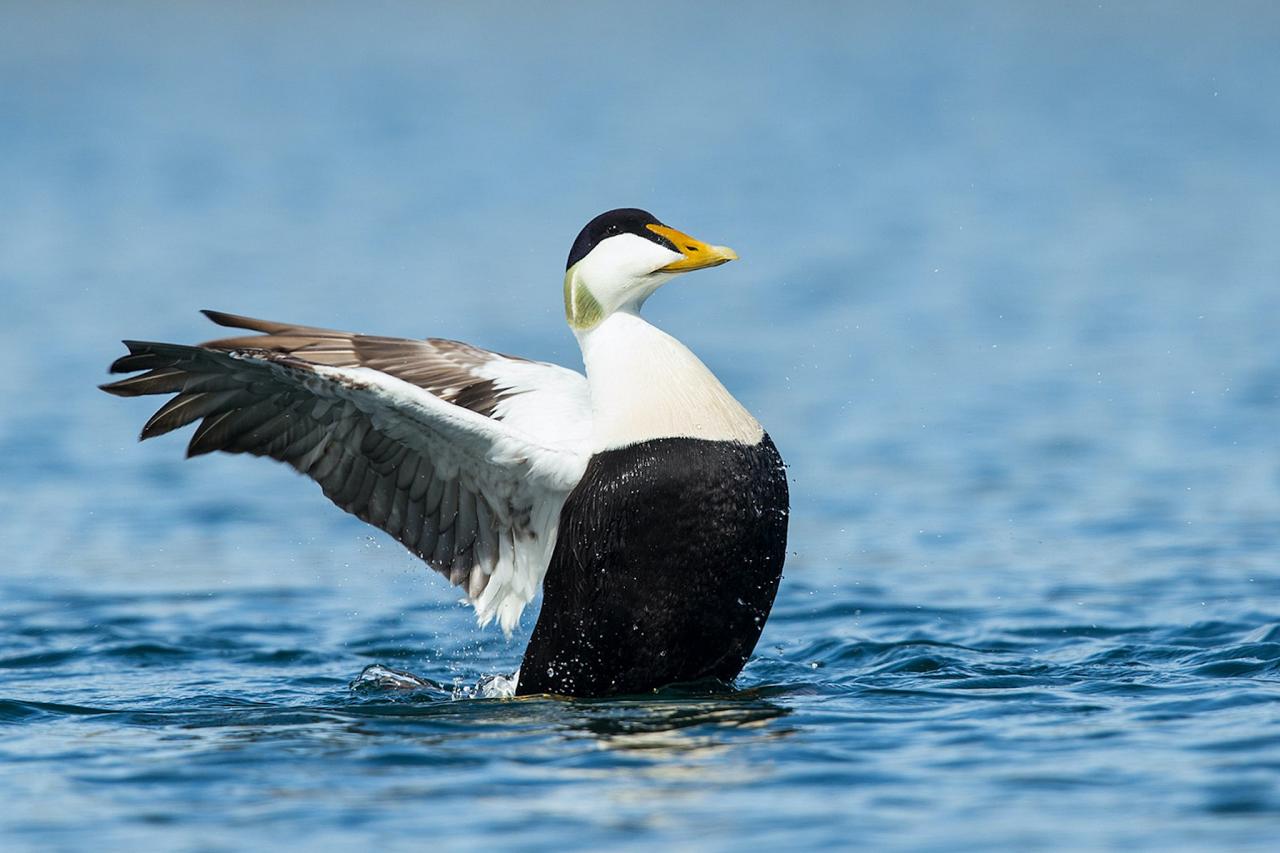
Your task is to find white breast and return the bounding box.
[576,312,763,452]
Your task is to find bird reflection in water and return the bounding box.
[347,662,795,757]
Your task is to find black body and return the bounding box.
[517,435,789,697]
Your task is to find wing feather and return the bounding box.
[102,312,591,632]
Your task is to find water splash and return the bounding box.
[349,663,519,700]
[349,664,445,694]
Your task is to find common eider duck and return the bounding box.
[102,208,790,697]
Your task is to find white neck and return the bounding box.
[576,311,763,452]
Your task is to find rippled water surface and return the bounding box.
[3,2,1280,850]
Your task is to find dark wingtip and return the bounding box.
[202,307,277,330]
[104,341,140,393]
[100,376,145,397]
[201,309,252,331]
[185,432,220,458]
[107,344,138,375]
[107,342,159,374]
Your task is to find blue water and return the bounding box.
[3,2,1280,849]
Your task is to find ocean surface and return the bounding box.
[3,2,1280,850]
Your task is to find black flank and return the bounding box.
[517,435,789,697]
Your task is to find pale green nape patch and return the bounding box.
[563,266,604,330]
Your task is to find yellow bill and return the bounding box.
[647,224,739,272]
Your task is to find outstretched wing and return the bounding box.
[101,311,592,634]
